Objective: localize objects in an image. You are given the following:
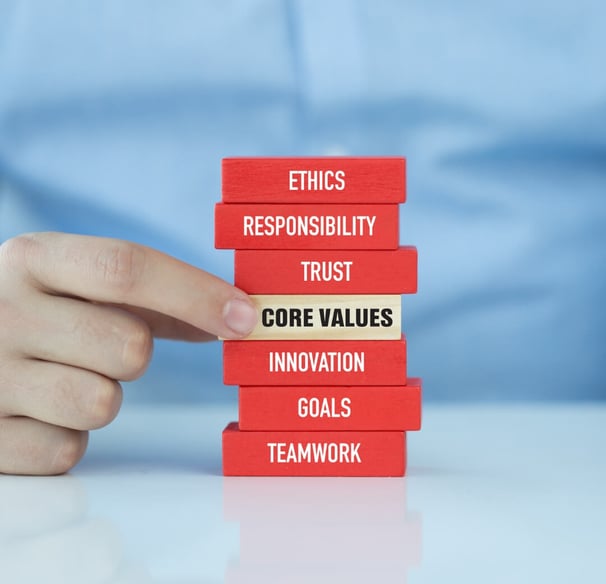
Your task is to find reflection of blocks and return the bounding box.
[215,156,422,477]
[222,477,411,522]
[225,565,410,584]
[237,517,422,565]
[222,477,422,581]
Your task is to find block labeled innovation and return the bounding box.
[223,337,407,386]
[214,155,422,477]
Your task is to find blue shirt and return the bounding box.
[1,0,605,402]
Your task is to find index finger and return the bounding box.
[4,232,258,339]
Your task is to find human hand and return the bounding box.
[0,233,257,475]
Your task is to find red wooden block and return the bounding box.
[238,378,422,431]
[222,156,406,203]
[223,336,407,386]
[222,423,406,477]
[215,203,399,250]
[235,247,417,294]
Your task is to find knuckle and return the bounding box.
[120,320,153,380]
[51,430,88,474]
[95,242,145,296]
[0,233,41,273]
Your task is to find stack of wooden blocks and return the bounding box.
[215,157,421,476]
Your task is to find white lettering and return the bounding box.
[267,441,362,463]
[287,170,347,191]
[297,397,352,418]
[269,351,364,373]
[301,260,353,282]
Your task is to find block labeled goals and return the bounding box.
[238,378,422,431]
[222,157,406,203]
[222,422,406,476]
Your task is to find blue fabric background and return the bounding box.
[0,1,604,402]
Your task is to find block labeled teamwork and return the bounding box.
[222,422,406,477]
[215,155,421,477]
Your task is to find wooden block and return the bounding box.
[214,203,399,250]
[238,378,422,431]
[222,156,405,203]
[242,294,401,341]
[222,423,406,476]
[235,247,417,294]
[223,336,407,386]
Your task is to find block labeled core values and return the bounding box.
[222,422,406,476]
[235,247,417,294]
[223,336,407,386]
[222,157,406,203]
[244,294,401,341]
[215,203,399,250]
[239,378,422,431]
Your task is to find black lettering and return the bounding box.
[381,308,394,327]
[319,308,331,327]
[262,308,274,327]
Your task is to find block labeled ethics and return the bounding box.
[223,336,407,386]
[222,422,406,476]
[235,247,417,294]
[222,156,406,203]
[238,378,422,431]
[215,203,399,250]
[244,294,401,341]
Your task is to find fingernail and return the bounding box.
[223,298,258,336]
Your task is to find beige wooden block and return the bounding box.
[243,294,401,341]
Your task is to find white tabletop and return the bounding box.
[1,402,605,583]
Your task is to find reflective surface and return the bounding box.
[1,403,605,583]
